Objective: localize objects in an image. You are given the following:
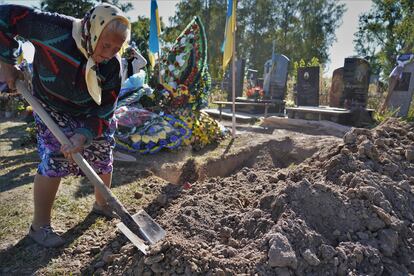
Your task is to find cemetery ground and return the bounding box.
[1,115,414,275]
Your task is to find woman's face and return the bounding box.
[92,25,126,64]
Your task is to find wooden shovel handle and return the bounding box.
[16,81,145,238]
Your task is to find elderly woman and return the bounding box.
[0,4,130,247]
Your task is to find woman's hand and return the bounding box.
[0,61,24,91]
[61,133,87,161]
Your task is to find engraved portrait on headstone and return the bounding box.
[296,66,320,106]
[385,54,414,116]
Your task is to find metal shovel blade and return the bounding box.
[113,150,137,162]
[117,209,166,254]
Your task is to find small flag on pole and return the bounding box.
[149,0,161,68]
[222,0,236,71]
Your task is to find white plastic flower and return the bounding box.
[176,54,186,66]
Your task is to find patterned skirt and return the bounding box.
[35,103,114,177]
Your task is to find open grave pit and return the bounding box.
[96,119,414,276]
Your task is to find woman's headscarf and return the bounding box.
[72,4,130,105]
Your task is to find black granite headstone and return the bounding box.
[342,58,370,109]
[247,69,258,87]
[224,59,246,101]
[296,66,320,106]
[263,54,289,100]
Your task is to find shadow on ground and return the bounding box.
[0,152,38,192]
[0,213,102,275]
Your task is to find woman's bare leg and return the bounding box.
[32,173,61,230]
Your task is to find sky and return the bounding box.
[4,0,373,77]
[328,0,373,76]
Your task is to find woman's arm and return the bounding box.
[0,4,72,65]
[0,60,23,90]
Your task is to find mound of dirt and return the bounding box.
[91,118,414,275]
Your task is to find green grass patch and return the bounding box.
[0,188,33,241]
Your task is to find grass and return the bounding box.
[373,108,400,123]
[0,162,164,273]
[364,82,414,126]
[0,134,37,243]
[406,106,414,122]
[373,104,414,125]
[0,189,32,241]
[208,86,227,108]
[288,163,297,169]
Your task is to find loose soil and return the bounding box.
[1,117,414,275]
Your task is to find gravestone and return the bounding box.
[263,54,290,100]
[296,66,320,106]
[342,58,370,109]
[387,57,414,116]
[329,67,344,108]
[257,78,264,88]
[247,69,259,87]
[224,58,246,101]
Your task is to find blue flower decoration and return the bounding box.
[132,142,141,150]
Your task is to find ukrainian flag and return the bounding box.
[222,0,236,71]
[149,0,161,68]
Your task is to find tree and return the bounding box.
[40,0,95,18]
[237,0,277,76]
[40,0,133,18]
[167,0,344,79]
[101,0,133,13]
[130,16,151,62]
[354,0,414,78]
[237,0,345,76]
[297,0,345,64]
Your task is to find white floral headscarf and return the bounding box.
[72,4,130,105]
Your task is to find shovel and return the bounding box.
[113,150,137,162]
[16,81,165,254]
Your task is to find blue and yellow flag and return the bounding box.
[222,0,236,71]
[149,0,161,68]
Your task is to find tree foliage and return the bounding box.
[166,0,345,79]
[293,57,320,80]
[40,0,95,18]
[101,0,133,13]
[39,0,132,18]
[354,0,414,78]
[130,16,150,60]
